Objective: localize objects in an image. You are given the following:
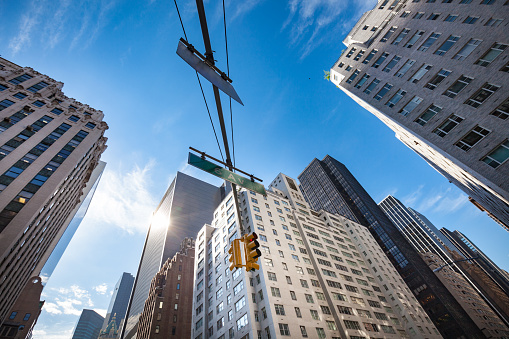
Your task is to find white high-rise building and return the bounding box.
[191,174,441,339]
[329,0,509,230]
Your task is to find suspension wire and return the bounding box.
[222,0,236,168]
[173,0,225,162]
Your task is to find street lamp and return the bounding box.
[433,256,479,272]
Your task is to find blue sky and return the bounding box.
[1,0,508,338]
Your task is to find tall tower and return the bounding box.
[328,0,509,230]
[192,174,441,339]
[121,172,225,338]
[0,58,108,325]
[71,309,104,339]
[100,272,134,335]
[298,155,484,337]
[379,195,509,335]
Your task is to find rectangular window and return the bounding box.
[372,52,389,68]
[344,320,361,330]
[485,18,503,27]
[279,323,290,336]
[444,14,458,22]
[427,13,440,20]
[374,83,393,101]
[392,29,409,45]
[404,30,424,48]
[425,69,451,90]
[9,74,33,85]
[362,50,378,64]
[491,98,509,120]
[435,35,460,55]
[443,75,473,98]
[453,39,482,60]
[433,114,464,137]
[380,27,397,42]
[385,89,406,108]
[14,92,27,99]
[413,12,424,19]
[463,16,479,24]
[354,74,370,89]
[353,50,365,61]
[456,126,490,151]
[409,64,432,83]
[475,43,508,67]
[395,59,415,77]
[415,104,442,125]
[32,100,45,107]
[27,81,49,93]
[418,33,441,51]
[346,70,361,84]
[399,96,423,116]
[382,56,401,72]
[482,140,509,168]
[465,83,500,108]
[0,99,15,111]
[345,48,357,58]
[363,79,380,94]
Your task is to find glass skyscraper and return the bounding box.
[121,172,225,338]
[298,155,484,338]
[101,272,134,335]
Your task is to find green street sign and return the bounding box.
[188,153,266,196]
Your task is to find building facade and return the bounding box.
[100,272,134,336]
[298,155,484,337]
[71,309,104,339]
[121,172,225,338]
[136,238,195,339]
[0,58,108,326]
[192,175,442,339]
[379,195,509,336]
[328,0,509,229]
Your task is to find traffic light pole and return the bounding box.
[195,0,245,235]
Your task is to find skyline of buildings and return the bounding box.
[379,194,509,336]
[121,172,227,338]
[70,309,104,339]
[297,155,485,337]
[329,0,509,230]
[0,57,108,334]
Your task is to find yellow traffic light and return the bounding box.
[228,239,242,271]
[243,232,261,272]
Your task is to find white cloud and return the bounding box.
[402,185,424,207]
[9,0,46,55]
[32,328,74,339]
[43,0,72,49]
[42,285,94,316]
[84,161,159,234]
[94,308,107,317]
[93,283,108,295]
[403,186,469,215]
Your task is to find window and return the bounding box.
[428,13,440,20]
[380,27,397,42]
[9,74,33,85]
[425,69,451,90]
[475,43,508,67]
[435,35,460,55]
[305,294,314,303]
[275,304,286,315]
[235,296,246,311]
[344,320,361,330]
[236,313,248,330]
[404,30,424,48]
[320,305,332,315]
[382,55,401,72]
[385,89,406,107]
[300,279,309,288]
[443,75,473,98]
[463,16,479,24]
[491,98,509,120]
[453,39,482,60]
[9,312,17,320]
[14,92,27,99]
[374,83,393,101]
[433,114,464,137]
[485,18,503,27]
[32,100,45,107]
[300,326,308,337]
[456,126,490,151]
[372,52,389,68]
[409,64,432,83]
[418,33,441,51]
[362,49,377,64]
[271,287,281,297]
[268,272,277,281]
[364,78,380,94]
[394,60,415,78]
[465,83,500,107]
[401,11,410,17]
[413,12,424,19]
[310,310,320,320]
[51,108,63,115]
[482,140,509,168]
[0,99,15,111]
[290,291,297,300]
[353,50,365,61]
[345,65,352,71]
[279,323,290,336]
[392,29,409,45]
[415,104,442,125]
[399,96,423,116]
[346,70,360,84]
[234,281,244,295]
[444,14,458,22]
[27,81,49,93]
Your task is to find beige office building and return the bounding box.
[191,174,441,339]
[0,57,108,325]
[329,0,509,230]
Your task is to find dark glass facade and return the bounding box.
[71,309,104,339]
[298,156,484,338]
[101,272,134,334]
